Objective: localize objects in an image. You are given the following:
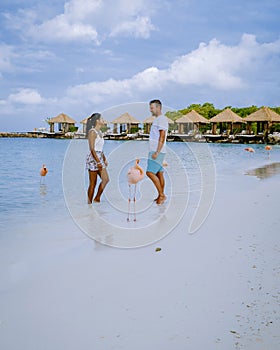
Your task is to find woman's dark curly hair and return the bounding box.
[85,113,101,137]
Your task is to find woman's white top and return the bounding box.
[90,128,104,152]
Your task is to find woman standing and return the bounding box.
[86,113,109,203]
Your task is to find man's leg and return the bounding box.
[153,171,165,201]
[156,170,166,204]
[157,171,165,194]
[146,171,163,195]
[146,171,166,204]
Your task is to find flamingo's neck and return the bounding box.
[137,166,143,175]
[135,161,144,175]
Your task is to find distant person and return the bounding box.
[86,113,109,203]
[146,99,168,204]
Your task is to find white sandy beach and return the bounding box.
[0,143,280,350]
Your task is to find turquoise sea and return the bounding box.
[1,138,280,237]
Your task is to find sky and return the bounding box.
[0,0,280,131]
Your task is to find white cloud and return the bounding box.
[0,88,57,122]
[110,16,155,39]
[168,38,245,89]
[65,34,280,105]
[64,0,102,21]
[31,16,100,43]
[2,34,279,125]
[8,89,45,105]
[5,0,157,43]
[22,0,101,44]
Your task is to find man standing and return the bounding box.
[146,99,168,204]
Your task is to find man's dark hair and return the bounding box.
[149,99,162,107]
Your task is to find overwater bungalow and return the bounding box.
[48,113,77,133]
[175,110,210,134]
[111,112,140,134]
[243,107,280,136]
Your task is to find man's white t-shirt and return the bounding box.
[149,115,168,153]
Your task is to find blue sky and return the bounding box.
[0,0,280,131]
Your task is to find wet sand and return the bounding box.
[0,149,280,350]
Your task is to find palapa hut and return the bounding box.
[185,110,210,124]
[174,114,193,134]
[209,108,245,135]
[143,115,174,133]
[48,113,76,133]
[111,112,140,133]
[176,110,210,134]
[243,107,280,135]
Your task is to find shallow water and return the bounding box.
[245,162,280,179]
[1,138,280,237]
[0,138,69,232]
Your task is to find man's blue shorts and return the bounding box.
[146,151,165,174]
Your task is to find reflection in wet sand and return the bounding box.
[39,183,48,196]
[245,162,280,179]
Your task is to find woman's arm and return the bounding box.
[102,152,108,167]
[88,130,102,169]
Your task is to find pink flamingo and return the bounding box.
[40,164,48,183]
[265,145,272,159]
[127,159,144,221]
[244,147,255,153]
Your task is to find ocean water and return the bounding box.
[1,138,280,350]
[0,138,69,233]
[1,138,280,239]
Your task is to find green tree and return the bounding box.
[232,105,258,117]
[178,102,220,119]
[165,110,183,121]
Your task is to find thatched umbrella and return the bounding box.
[178,110,210,133]
[111,112,140,133]
[209,108,245,135]
[243,107,280,134]
[175,114,194,134]
[143,115,174,133]
[184,110,210,124]
[48,113,76,133]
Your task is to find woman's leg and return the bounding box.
[88,170,98,204]
[94,168,110,202]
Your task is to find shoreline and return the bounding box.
[1,131,280,144]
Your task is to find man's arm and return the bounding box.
[152,129,166,159]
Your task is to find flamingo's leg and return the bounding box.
[127,184,131,221]
[133,184,137,222]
